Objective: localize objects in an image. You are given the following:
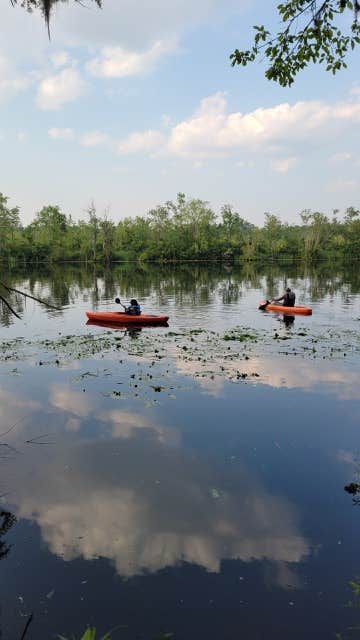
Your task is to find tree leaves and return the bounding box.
[230,0,360,86]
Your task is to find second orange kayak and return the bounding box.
[259,301,312,315]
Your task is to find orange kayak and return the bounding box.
[86,311,169,325]
[259,301,312,315]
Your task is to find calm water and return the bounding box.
[0,262,359,640]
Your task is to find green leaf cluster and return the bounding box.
[231,0,360,85]
[59,628,111,640]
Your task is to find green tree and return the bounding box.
[220,205,255,260]
[300,209,331,260]
[86,202,100,262]
[263,213,287,259]
[99,210,115,264]
[231,1,360,86]
[30,205,68,261]
[242,227,263,261]
[344,206,360,256]
[0,193,21,259]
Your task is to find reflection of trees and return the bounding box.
[0,510,16,560]
[218,280,241,305]
[336,577,360,639]
[344,482,360,506]
[0,296,25,327]
[1,261,360,325]
[261,262,360,302]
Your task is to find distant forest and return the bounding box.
[0,191,359,263]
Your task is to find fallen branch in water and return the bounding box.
[20,613,34,640]
[0,415,28,440]
[26,433,54,445]
[0,294,21,320]
[0,281,62,311]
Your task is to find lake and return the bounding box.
[0,261,359,640]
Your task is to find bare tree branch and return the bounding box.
[0,281,62,311]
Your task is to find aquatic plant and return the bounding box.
[59,627,112,640]
[58,628,173,640]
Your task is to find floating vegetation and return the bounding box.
[0,324,359,406]
[58,628,172,640]
[223,328,259,342]
[59,627,120,640]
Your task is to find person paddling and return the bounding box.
[272,287,295,307]
[126,299,141,315]
[115,297,141,315]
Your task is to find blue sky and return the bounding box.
[1,0,359,225]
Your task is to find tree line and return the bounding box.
[0,191,359,263]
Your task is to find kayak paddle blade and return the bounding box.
[259,300,270,310]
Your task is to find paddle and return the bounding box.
[259,299,271,310]
[115,297,126,310]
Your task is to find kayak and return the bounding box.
[258,301,312,315]
[86,311,169,325]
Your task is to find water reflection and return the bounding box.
[12,433,309,580]
[173,350,360,400]
[1,261,360,326]
[238,357,360,399]
[1,383,309,583]
[344,482,360,505]
[0,510,16,560]
[282,314,295,327]
[0,262,359,638]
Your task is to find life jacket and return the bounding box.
[127,304,141,315]
[284,291,295,307]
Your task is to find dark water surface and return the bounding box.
[0,262,359,639]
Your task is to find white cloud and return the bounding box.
[65,417,82,433]
[337,450,358,466]
[47,91,360,166]
[51,51,70,69]
[271,157,297,173]
[0,0,245,71]
[14,438,309,578]
[227,356,360,401]
[104,409,180,445]
[0,389,40,434]
[48,126,164,156]
[0,56,33,102]
[37,67,86,110]
[162,114,172,127]
[86,39,177,78]
[48,127,75,141]
[328,178,359,192]
[117,130,165,155]
[49,383,95,417]
[79,131,110,148]
[167,92,360,159]
[329,151,353,164]
[52,0,241,50]
[17,131,26,142]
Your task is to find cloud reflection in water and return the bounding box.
[12,429,309,580]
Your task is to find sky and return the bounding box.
[1,0,359,225]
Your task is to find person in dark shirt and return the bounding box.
[125,299,141,315]
[273,287,296,307]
